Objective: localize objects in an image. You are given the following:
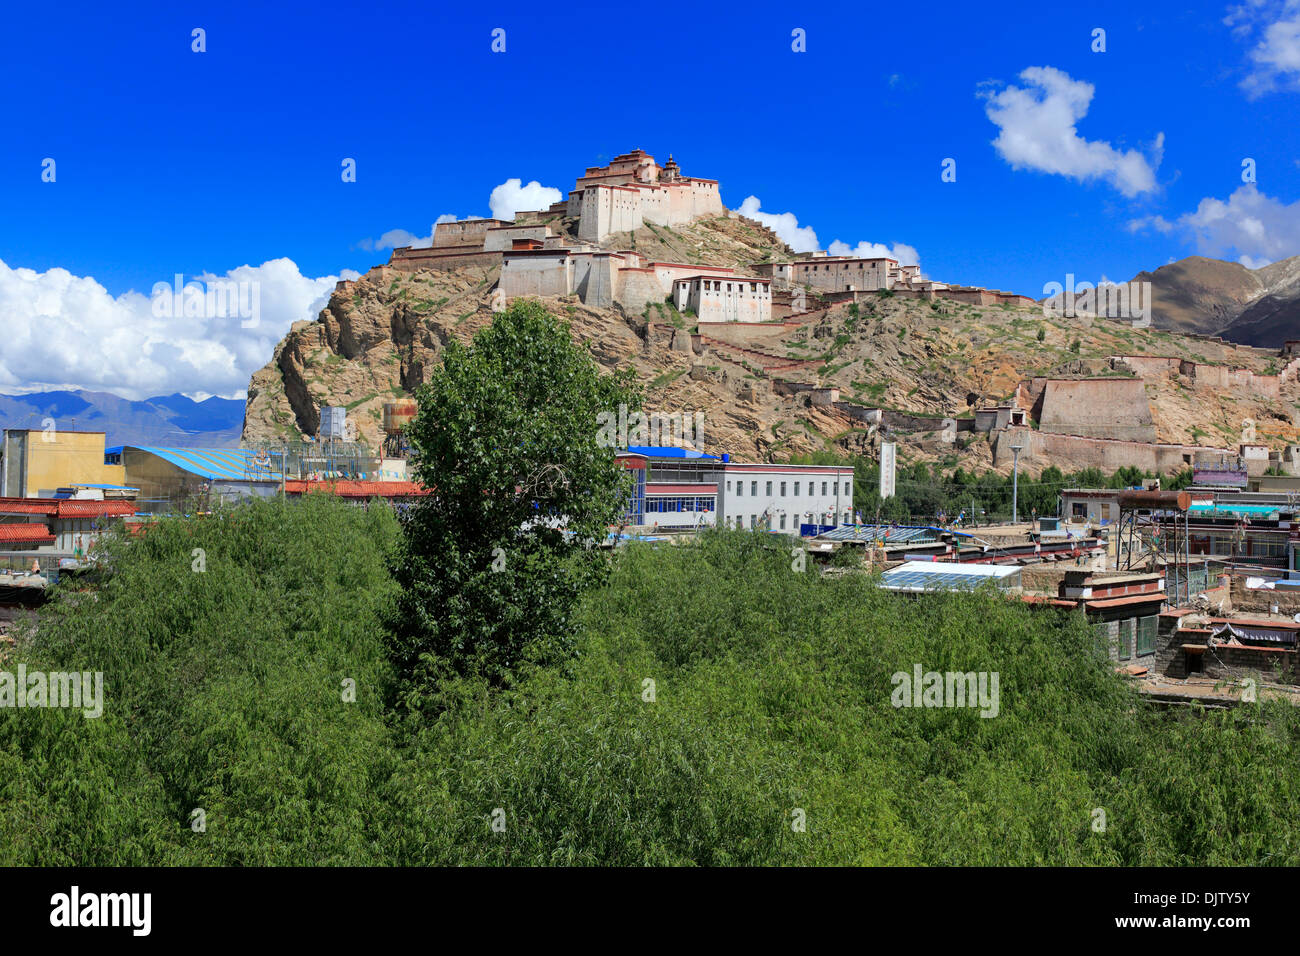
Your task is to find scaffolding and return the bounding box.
[1115,490,1193,605]
[243,439,384,481]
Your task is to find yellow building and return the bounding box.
[0,429,127,498]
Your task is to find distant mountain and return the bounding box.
[0,390,245,448]
[1126,255,1300,347]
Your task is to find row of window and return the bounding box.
[687,280,766,294]
[728,479,851,498]
[726,512,852,530]
[644,496,714,514]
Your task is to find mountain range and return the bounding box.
[0,390,245,448]
[1122,254,1300,346]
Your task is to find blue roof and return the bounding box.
[817,524,939,543]
[70,483,140,490]
[118,446,284,481]
[622,446,719,460]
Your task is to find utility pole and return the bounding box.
[1011,444,1023,525]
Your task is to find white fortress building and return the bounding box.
[753,255,931,293]
[566,149,725,242]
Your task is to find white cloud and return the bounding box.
[358,214,459,251]
[737,196,923,269]
[488,179,563,220]
[827,239,921,268]
[1227,0,1300,96]
[736,196,821,252]
[1127,185,1300,268]
[981,66,1163,197]
[0,258,341,401]
[361,175,563,249]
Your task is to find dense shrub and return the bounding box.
[4,513,1300,865]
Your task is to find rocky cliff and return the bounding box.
[243,218,1300,473]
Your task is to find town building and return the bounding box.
[0,495,136,557]
[1,429,129,498]
[615,447,853,532]
[717,462,855,532]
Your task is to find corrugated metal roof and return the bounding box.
[818,524,939,543]
[123,446,284,481]
[881,560,1020,592]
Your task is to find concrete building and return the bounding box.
[116,446,285,511]
[615,448,853,532]
[0,429,128,498]
[717,462,855,532]
[673,274,772,323]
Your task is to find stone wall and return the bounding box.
[994,426,1221,474]
[616,268,667,315]
[389,247,501,273]
[1036,378,1156,442]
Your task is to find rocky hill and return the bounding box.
[243,217,1300,475]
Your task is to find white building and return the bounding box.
[673,274,772,323]
[617,450,854,533]
[717,463,855,532]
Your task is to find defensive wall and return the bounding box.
[993,426,1223,474]
[1021,377,1156,442]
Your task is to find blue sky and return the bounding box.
[2,0,1299,399]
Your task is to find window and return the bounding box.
[1118,619,1134,660]
[794,482,800,496]
[1137,615,1157,656]
[726,481,731,492]
[750,514,757,528]
[779,514,786,530]
[751,481,757,495]
[780,482,787,496]
[766,481,772,496]
[736,482,743,497]
[822,481,827,495]
[844,481,851,496]
[1072,502,1088,518]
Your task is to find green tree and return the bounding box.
[385,299,641,701]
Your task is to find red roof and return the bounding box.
[0,523,55,543]
[283,480,429,498]
[0,497,134,518]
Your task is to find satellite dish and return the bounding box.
[1293,612,1300,624]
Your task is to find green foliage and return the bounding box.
[385,300,641,699]
[7,514,1300,865]
[0,495,400,865]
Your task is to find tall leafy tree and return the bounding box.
[385,299,641,701]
